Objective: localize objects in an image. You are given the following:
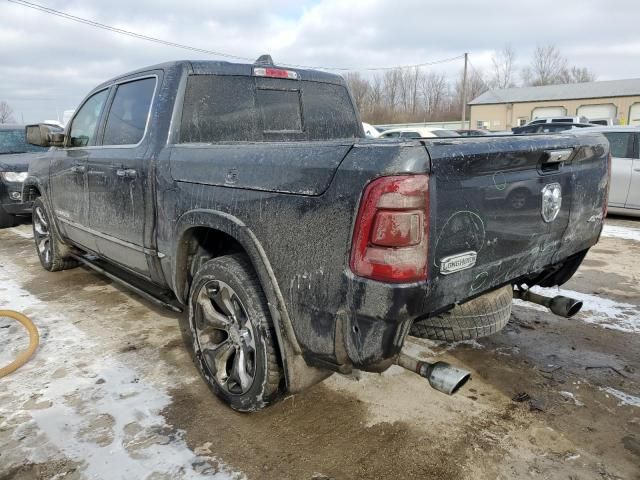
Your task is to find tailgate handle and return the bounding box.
[543,149,574,164]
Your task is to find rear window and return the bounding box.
[180,75,359,143]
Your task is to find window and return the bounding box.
[381,131,401,138]
[0,129,48,154]
[431,129,460,137]
[257,89,302,133]
[476,120,489,129]
[517,118,528,127]
[603,132,633,158]
[68,89,109,147]
[180,75,359,143]
[103,77,156,146]
[401,131,421,138]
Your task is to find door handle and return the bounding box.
[71,165,85,174]
[634,168,640,172]
[116,168,137,179]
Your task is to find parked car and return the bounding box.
[588,118,614,127]
[362,122,380,138]
[455,129,488,136]
[512,122,594,134]
[379,127,460,138]
[24,58,609,411]
[578,126,640,217]
[527,116,591,125]
[0,124,58,228]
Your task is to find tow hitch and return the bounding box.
[513,288,583,318]
[396,352,471,395]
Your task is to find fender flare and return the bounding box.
[172,209,329,392]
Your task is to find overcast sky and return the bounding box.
[2,0,640,123]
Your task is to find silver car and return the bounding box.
[580,126,640,217]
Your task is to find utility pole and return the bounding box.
[461,52,468,129]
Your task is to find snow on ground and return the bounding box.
[516,286,640,334]
[600,387,640,408]
[0,262,241,479]
[601,224,640,242]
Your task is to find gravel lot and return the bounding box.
[1,217,639,480]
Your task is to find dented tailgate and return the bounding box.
[423,132,608,308]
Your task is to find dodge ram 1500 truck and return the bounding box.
[24,57,610,411]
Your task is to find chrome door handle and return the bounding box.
[116,168,137,179]
[70,165,85,173]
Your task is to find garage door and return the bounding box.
[577,104,616,121]
[531,106,567,119]
[630,104,640,125]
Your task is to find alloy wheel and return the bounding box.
[33,206,51,265]
[194,280,257,395]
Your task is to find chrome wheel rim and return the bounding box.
[33,206,52,265]
[194,280,256,395]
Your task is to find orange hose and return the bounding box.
[0,310,39,378]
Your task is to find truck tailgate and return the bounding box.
[424,133,608,307]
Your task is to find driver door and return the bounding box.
[49,88,110,251]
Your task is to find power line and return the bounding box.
[6,0,464,72]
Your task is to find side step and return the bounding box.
[71,254,184,313]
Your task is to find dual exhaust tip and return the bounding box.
[396,288,583,395]
[396,352,471,396]
[513,289,583,318]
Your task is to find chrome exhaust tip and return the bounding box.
[396,353,471,395]
[427,361,472,395]
[548,295,583,318]
[513,288,583,318]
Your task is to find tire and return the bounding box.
[0,205,17,229]
[32,198,79,272]
[180,254,283,412]
[410,285,513,342]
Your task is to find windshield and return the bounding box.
[431,129,460,137]
[0,129,48,154]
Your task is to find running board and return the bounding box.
[70,254,184,313]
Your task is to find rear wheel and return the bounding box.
[181,254,283,412]
[32,198,79,272]
[0,205,17,229]
[410,285,513,341]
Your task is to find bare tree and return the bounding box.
[523,45,596,86]
[491,45,516,89]
[562,66,597,84]
[525,45,568,86]
[344,72,371,113]
[419,72,448,117]
[0,101,15,124]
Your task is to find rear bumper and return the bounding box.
[330,272,431,372]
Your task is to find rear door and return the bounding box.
[601,131,634,207]
[425,133,608,304]
[86,74,158,276]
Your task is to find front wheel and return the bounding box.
[181,254,284,412]
[32,198,79,272]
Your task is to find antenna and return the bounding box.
[254,54,274,66]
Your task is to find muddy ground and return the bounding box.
[0,217,639,480]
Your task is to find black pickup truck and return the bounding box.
[24,58,609,411]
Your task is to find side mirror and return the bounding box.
[25,124,65,147]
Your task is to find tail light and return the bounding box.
[350,175,429,283]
